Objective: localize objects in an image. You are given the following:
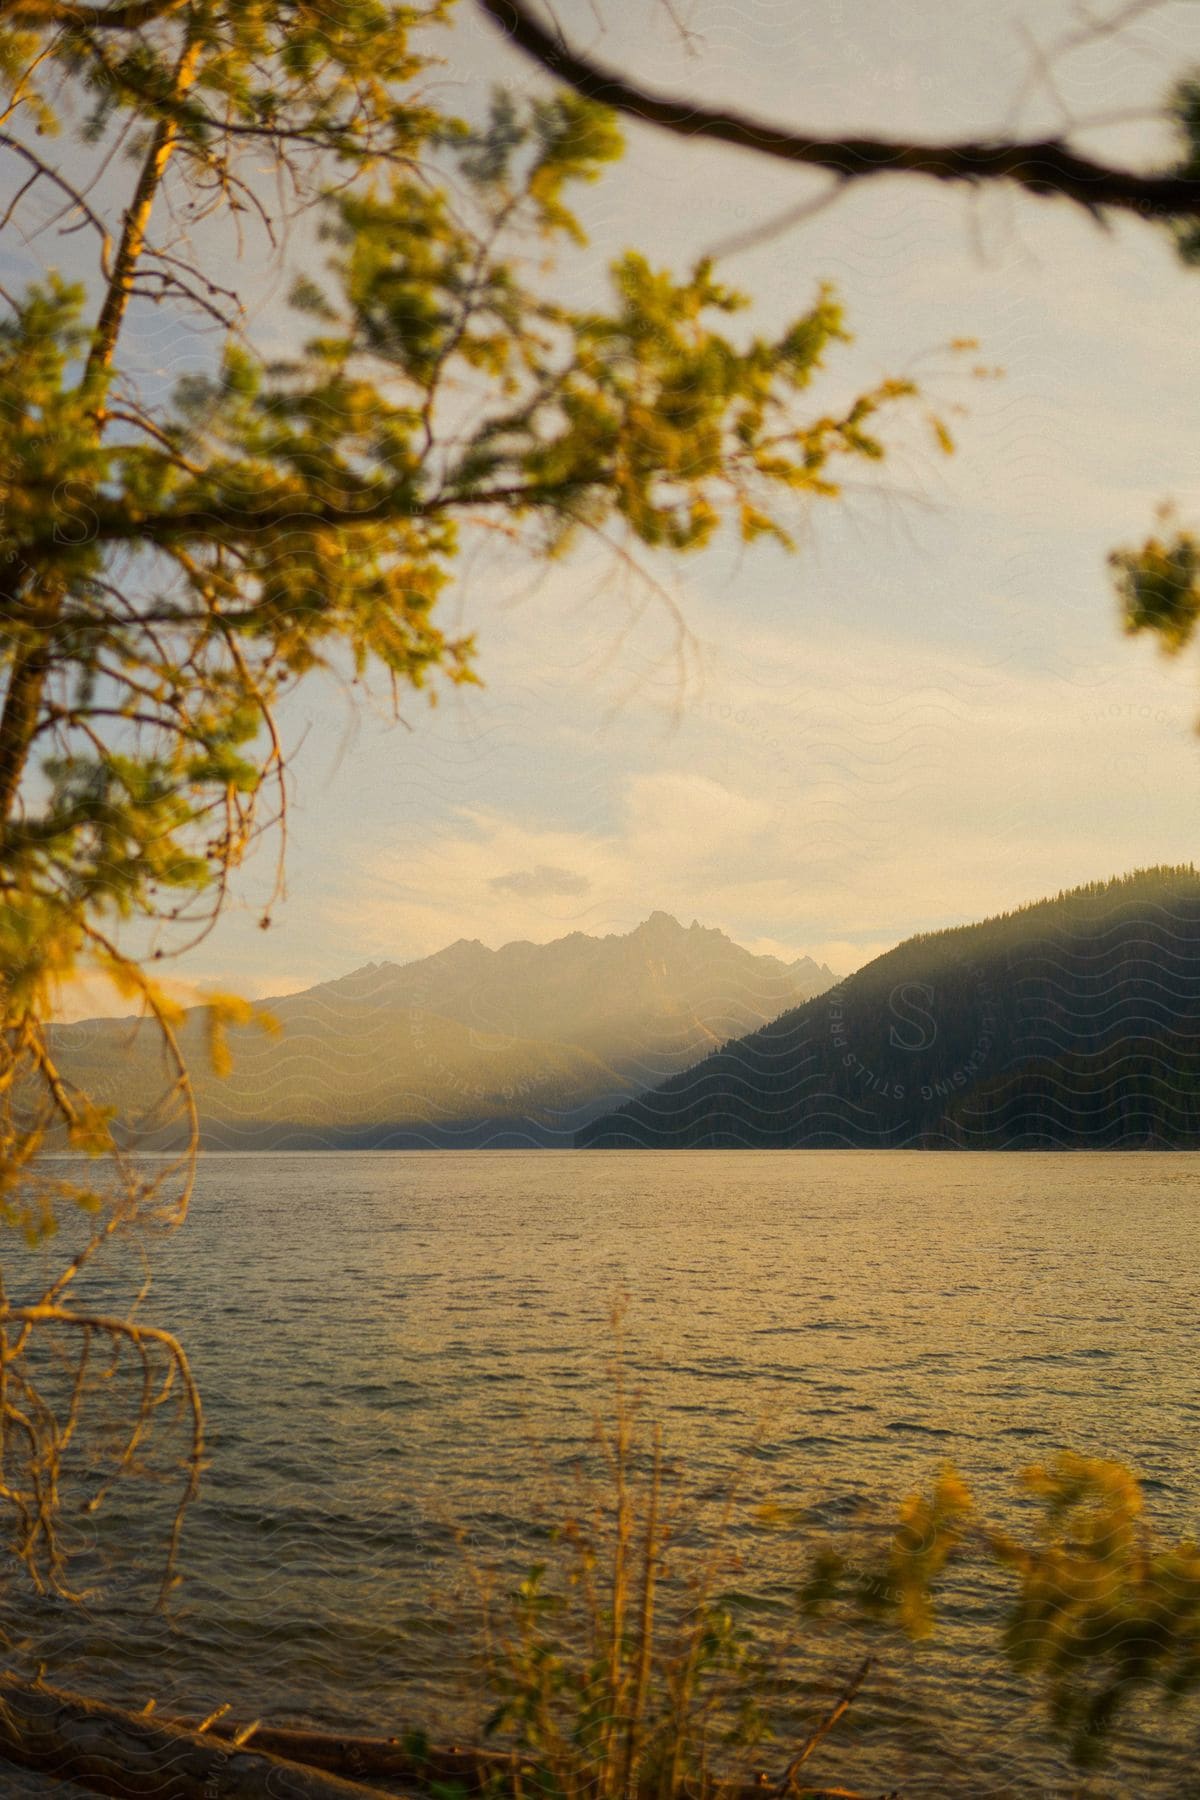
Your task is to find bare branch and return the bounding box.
[0,132,113,264]
[0,1304,204,1603]
[476,0,1200,224]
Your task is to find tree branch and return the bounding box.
[13,478,592,559]
[0,24,200,834]
[0,133,113,261]
[476,0,1200,223]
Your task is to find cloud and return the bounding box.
[489,864,591,899]
[319,579,1200,984]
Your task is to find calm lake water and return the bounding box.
[7,1150,1200,1797]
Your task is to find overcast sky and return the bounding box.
[23,0,1200,1003]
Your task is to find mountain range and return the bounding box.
[579,867,1200,1149]
[52,914,833,1149]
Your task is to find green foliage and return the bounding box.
[1115,81,1200,649]
[467,1398,795,1800]
[990,1456,1200,1766]
[792,1469,972,1639]
[7,1,452,163]
[1111,521,1200,656]
[463,1399,1200,1790]
[827,1453,1200,1770]
[1168,76,1200,265]
[878,1468,973,1638]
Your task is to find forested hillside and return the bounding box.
[578,868,1200,1148]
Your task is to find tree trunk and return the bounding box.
[0,1673,396,1800]
[0,31,202,840]
[0,1673,896,1800]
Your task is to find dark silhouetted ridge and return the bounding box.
[577,867,1200,1149]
